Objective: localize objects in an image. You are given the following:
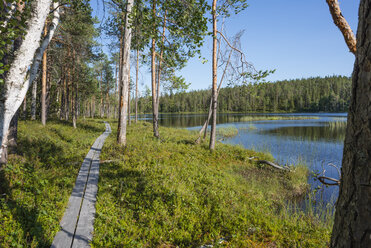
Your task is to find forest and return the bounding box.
[143,76,352,113]
[0,0,370,247]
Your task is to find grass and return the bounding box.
[239,124,258,131]
[216,126,239,138]
[239,116,319,122]
[0,119,333,247]
[328,121,347,129]
[92,121,332,247]
[0,119,104,247]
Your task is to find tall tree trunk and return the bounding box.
[22,96,27,120]
[72,50,77,129]
[196,48,232,144]
[151,0,160,138]
[117,0,134,145]
[135,49,139,123]
[209,0,218,151]
[65,67,70,120]
[41,23,48,126]
[330,0,371,246]
[60,73,66,120]
[128,76,131,125]
[31,80,37,120]
[92,95,95,118]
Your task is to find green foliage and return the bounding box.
[92,121,332,247]
[0,119,105,247]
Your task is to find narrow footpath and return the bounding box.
[51,122,111,248]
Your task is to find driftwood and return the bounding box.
[246,156,290,171]
[317,163,341,186]
[257,160,291,171]
[318,176,340,186]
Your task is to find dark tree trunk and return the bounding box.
[31,80,37,120]
[0,109,19,165]
[330,1,371,246]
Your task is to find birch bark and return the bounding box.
[0,0,54,163]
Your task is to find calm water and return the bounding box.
[143,113,347,204]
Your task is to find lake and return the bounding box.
[143,112,347,205]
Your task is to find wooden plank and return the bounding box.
[72,123,111,247]
[51,122,111,248]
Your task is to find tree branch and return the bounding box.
[318,176,340,186]
[326,0,356,54]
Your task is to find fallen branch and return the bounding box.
[318,176,340,186]
[100,159,121,164]
[326,0,356,54]
[257,160,291,171]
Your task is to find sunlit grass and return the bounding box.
[216,126,239,138]
[0,119,105,247]
[93,121,332,247]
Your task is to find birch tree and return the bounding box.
[0,0,58,164]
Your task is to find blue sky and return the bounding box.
[91,0,359,92]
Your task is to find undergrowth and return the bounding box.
[0,119,104,247]
[93,121,332,248]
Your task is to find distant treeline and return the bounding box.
[137,76,351,113]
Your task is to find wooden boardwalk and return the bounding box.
[51,122,111,248]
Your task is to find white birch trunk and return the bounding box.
[0,0,54,161]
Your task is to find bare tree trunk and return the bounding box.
[128,76,131,125]
[135,49,139,123]
[41,23,47,126]
[72,50,77,129]
[196,48,233,144]
[65,68,70,120]
[330,1,371,246]
[209,0,218,151]
[31,80,37,120]
[60,74,66,120]
[117,0,133,145]
[151,0,160,138]
[92,95,95,118]
[22,96,27,119]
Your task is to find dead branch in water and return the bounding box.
[318,176,340,186]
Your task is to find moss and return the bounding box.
[93,121,332,248]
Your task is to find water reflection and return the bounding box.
[262,122,346,142]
